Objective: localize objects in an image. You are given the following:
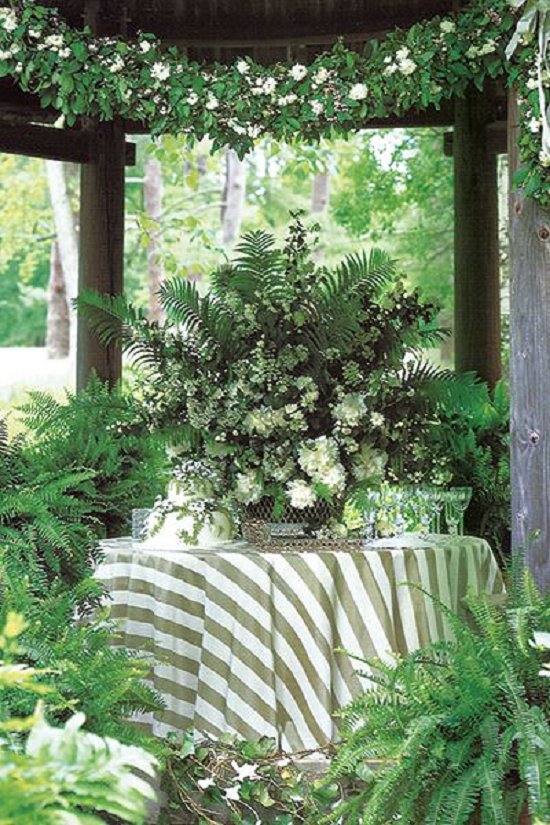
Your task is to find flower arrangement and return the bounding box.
[82,217,452,536]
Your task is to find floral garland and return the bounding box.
[0,1,548,205]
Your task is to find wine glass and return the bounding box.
[443,491,460,535]
[451,487,473,535]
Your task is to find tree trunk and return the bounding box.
[143,156,164,322]
[509,90,550,592]
[46,241,70,359]
[45,160,79,358]
[311,172,330,215]
[221,148,246,247]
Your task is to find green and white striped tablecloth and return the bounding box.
[96,535,503,751]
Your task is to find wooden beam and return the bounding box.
[453,84,501,387]
[0,121,136,165]
[509,89,550,592]
[77,0,127,390]
[443,120,508,156]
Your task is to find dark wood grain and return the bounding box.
[453,84,501,387]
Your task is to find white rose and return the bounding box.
[290,63,307,81]
[287,479,317,509]
[348,83,368,101]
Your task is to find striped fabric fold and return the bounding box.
[96,536,504,750]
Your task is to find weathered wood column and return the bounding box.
[76,0,126,390]
[453,84,501,387]
[509,92,550,591]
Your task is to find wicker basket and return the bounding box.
[240,497,357,552]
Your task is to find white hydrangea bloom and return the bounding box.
[287,479,317,509]
[333,393,367,427]
[348,83,368,101]
[235,470,262,504]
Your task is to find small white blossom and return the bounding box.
[539,150,550,168]
[45,34,64,49]
[197,777,215,790]
[287,479,317,509]
[187,92,198,105]
[311,99,324,116]
[370,412,385,428]
[313,66,329,85]
[224,785,241,801]
[236,59,249,75]
[348,83,368,101]
[231,761,259,781]
[440,20,456,34]
[109,55,124,73]
[290,63,307,81]
[279,93,298,106]
[333,393,367,426]
[529,117,541,133]
[262,77,277,94]
[139,40,152,54]
[399,58,417,76]
[151,62,170,81]
[206,95,219,110]
[235,470,262,504]
[526,77,538,90]
[396,47,410,61]
[0,8,18,32]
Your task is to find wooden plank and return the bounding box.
[443,120,508,156]
[76,0,127,390]
[453,84,501,387]
[0,121,136,165]
[509,89,550,592]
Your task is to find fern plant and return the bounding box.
[80,217,449,518]
[321,571,550,825]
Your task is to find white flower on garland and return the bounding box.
[370,411,385,428]
[333,393,367,427]
[231,761,259,781]
[399,58,417,76]
[206,95,219,110]
[279,93,298,106]
[313,66,329,85]
[298,436,346,493]
[440,20,456,34]
[45,34,64,49]
[236,59,250,75]
[530,117,541,133]
[151,62,170,81]
[139,40,152,54]
[348,83,368,101]
[311,100,324,116]
[290,63,308,81]
[224,785,241,802]
[0,8,18,32]
[287,479,317,509]
[262,77,278,95]
[235,470,263,504]
[540,149,550,168]
[187,92,198,105]
[109,55,125,73]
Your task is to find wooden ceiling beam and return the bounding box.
[443,120,508,156]
[0,121,136,164]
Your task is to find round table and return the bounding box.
[96,535,503,750]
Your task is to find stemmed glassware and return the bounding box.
[443,488,472,535]
[361,485,472,540]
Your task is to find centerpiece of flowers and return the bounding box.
[83,216,449,544]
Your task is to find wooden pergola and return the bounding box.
[1,0,548,588]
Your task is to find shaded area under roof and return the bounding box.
[40,0,454,62]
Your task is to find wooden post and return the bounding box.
[453,84,501,387]
[76,0,126,390]
[509,91,550,591]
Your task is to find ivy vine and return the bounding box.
[0,0,548,205]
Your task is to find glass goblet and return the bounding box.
[443,492,460,536]
[451,487,473,535]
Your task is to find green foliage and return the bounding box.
[19,376,168,535]
[2,1,546,206]
[322,571,550,824]
[160,730,336,824]
[0,572,164,746]
[0,610,158,825]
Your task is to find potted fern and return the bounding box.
[81,217,447,541]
